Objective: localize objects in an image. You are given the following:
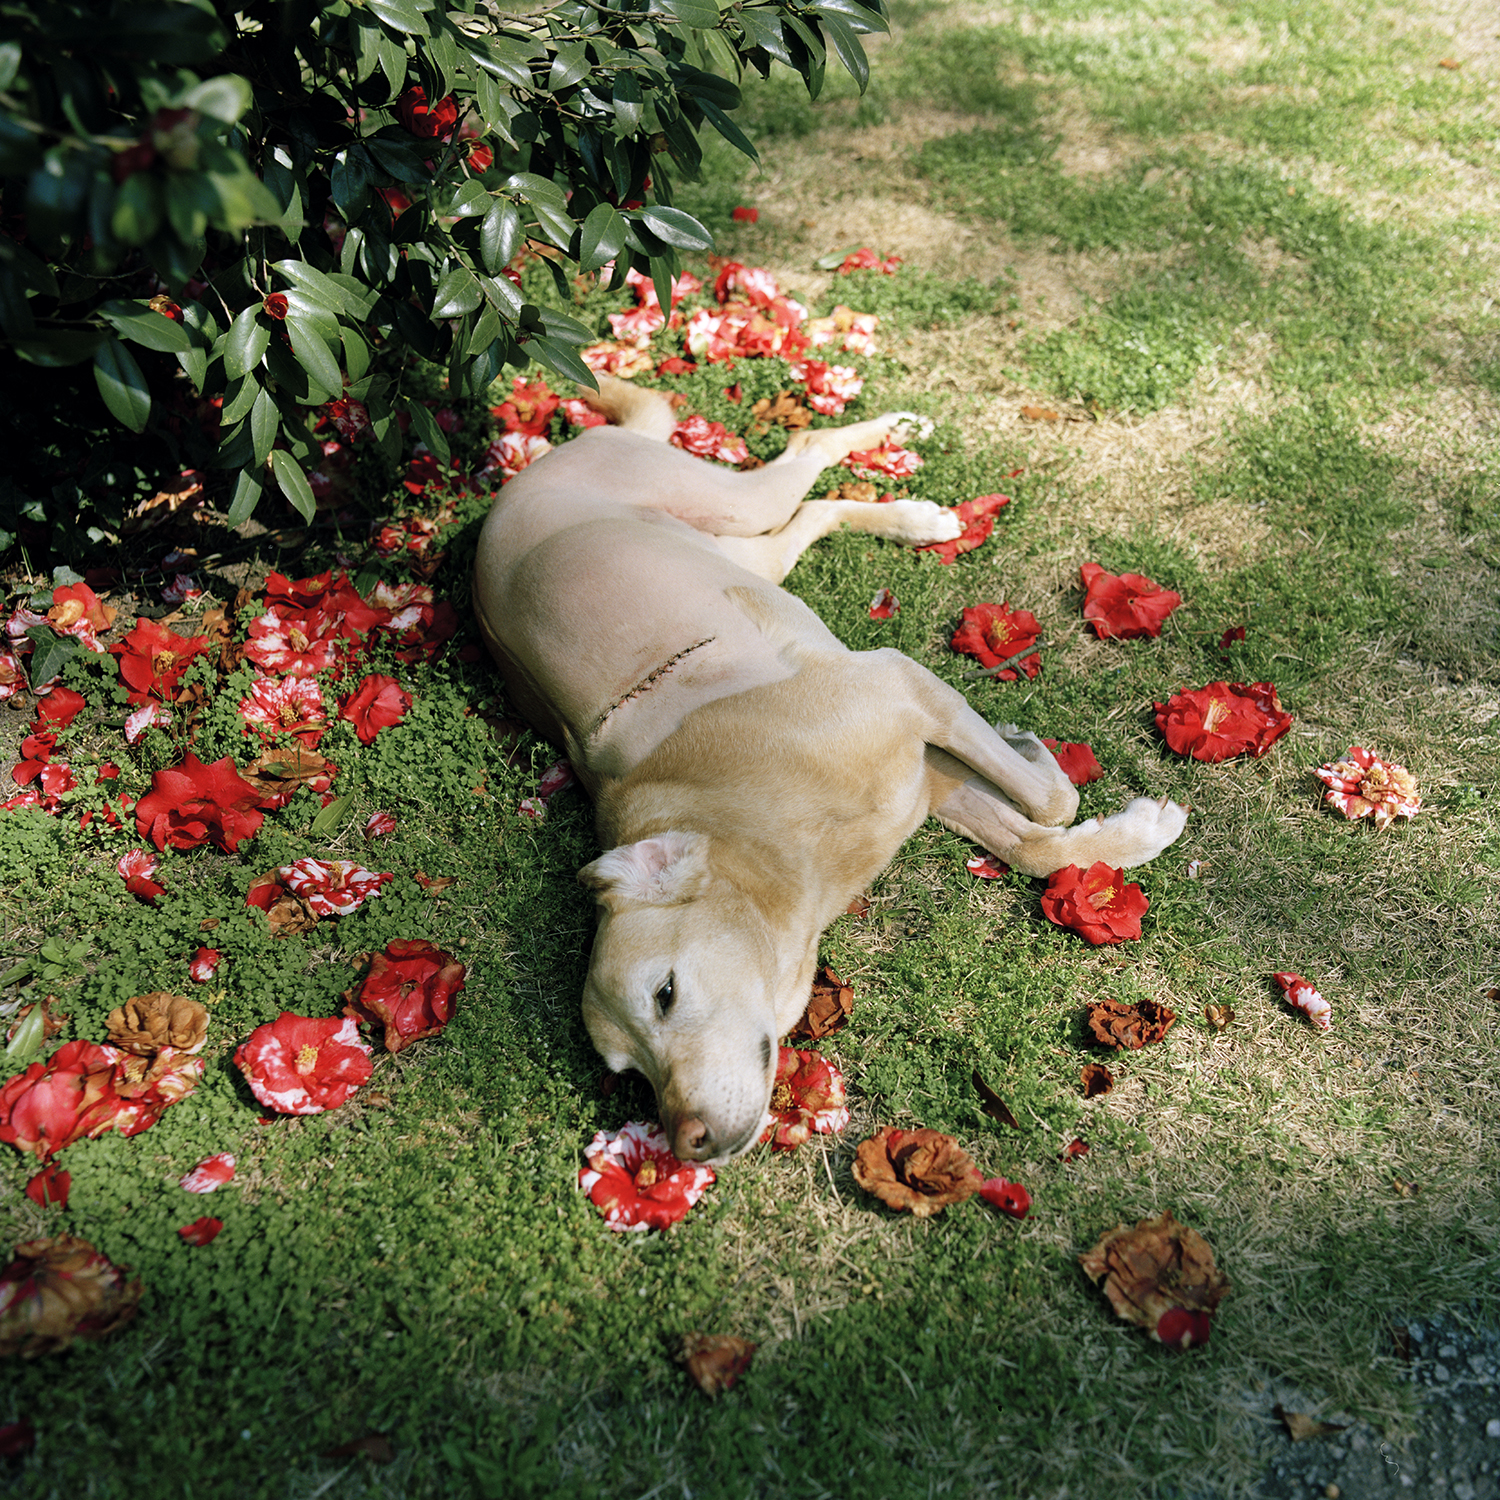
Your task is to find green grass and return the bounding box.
[4,0,1500,1494]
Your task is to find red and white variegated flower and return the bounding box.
[117,849,166,904]
[244,608,342,678]
[807,305,879,356]
[234,1013,373,1115]
[561,397,609,429]
[580,336,655,378]
[180,1153,235,1193]
[578,1121,715,1232]
[1273,971,1331,1031]
[625,264,701,309]
[669,415,749,465]
[238,676,327,745]
[479,429,552,484]
[789,359,863,416]
[759,1047,849,1151]
[869,588,898,620]
[843,439,923,480]
[188,947,221,983]
[277,859,393,917]
[966,854,1009,880]
[1312,747,1420,830]
[0,649,25,701]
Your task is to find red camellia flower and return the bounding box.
[1042,739,1105,785]
[325,397,372,442]
[111,618,209,706]
[915,491,1010,566]
[396,85,458,138]
[1312,746,1420,830]
[263,292,289,320]
[136,754,265,852]
[178,1217,223,1246]
[1079,562,1183,640]
[1040,862,1149,944]
[180,1153,235,1193]
[365,811,397,839]
[950,603,1043,680]
[758,1047,850,1151]
[0,1041,120,1159]
[466,140,494,172]
[838,247,902,274]
[491,377,561,437]
[966,853,1009,879]
[188,947,221,983]
[1273,971,1332,1030]
[979,1177,1031,1219]
[238,675,327,746]
[117,848,166,904]
[869,587,898,619]
[732,205,759,222]
[1154,681,1293,762]
[234,1013,374,1115]
[25,1163,71,1209]
[344,939,466,1053]
[578,1121,715,1232]
[244,606,344,678]
[339,673,411,744]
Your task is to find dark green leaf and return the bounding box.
[612,69,644,132]
[443,179,492,218]
[810,0,890,32]
[479,199,523,274]
[269,450,317,522]
[536,305,595,344]
[367,0,428,35]
[526,335,597,389]
[549,42,590,91]
[669,62,741,110]
[636,205,715,252]
[432,262,484,318]
[12,328,105,366]
[110,172,163,246]
[224,306,270,381]
[660,0,719,26]
[330,149,372,220]
[273,259,351,316]
[816,13,869,90]
[479,272,524,318]
[366,137,429,182]
[183,75,254,122]
[222,373,260,424]
[24,625,81,687]
[99,297,192,353]
[284,315,344,400]
[529,199,576,252]
[353,14,384,83]
[467,304,503,358]
[738,8,793,64]
[0,233,58,298]
[378,29,408,94]
[578,202,627,273]
[0,42,20,91]
[226,467,263,527]
[94,336,151,432]
[698,98,760,162]
[251,387,278,466]
[403,397,451,463]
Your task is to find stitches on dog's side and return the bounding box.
[590,637,717,740]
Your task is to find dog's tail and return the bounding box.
[580,373,677,441]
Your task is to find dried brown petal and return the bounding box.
[1275,1405,1349,1442]
[0,1236,143,1356]
[1204,1003,1235,1030]
[971,1069,1021,1129]
[1087,997,1177,1050]
[788,965,854,1041]
[1080,1063,1114,1097]
[105,992,208,1056]
[852,1126,982,1218]
[844,893,871,918]
[678,1333,756,1397]
[413,872,456,896]
[240,746,337,804]
[1079,1210,1230,1345]
[749,391,812,431]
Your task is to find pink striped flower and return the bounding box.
[278,858,393,917]
[578,1121,715,1232]
[188,947,221,983]
[238,677,326,746]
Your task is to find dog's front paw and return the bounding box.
[1103,796,1190,867]
[882,499,962,545]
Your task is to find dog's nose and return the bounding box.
[672,1116,712,1160]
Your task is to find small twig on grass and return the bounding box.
[962,640,1052,680]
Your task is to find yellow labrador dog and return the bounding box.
[473,377,1186,1163]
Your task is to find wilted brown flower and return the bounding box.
[750,390,812,431]
[678,1333,756,1397]
[1078,1210,1230,1348]
[1080,1063,1114,1097]
[1204,1003,1236,1030]
[788,965,854,1041]
[1086,997,1176,1050]
[0,1235,143,1356]
[246,871,319,936]
[105,992,208,1056]
[852,1127,982,1218]
[240,746,338,807]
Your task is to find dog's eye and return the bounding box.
[654,976,675,1016]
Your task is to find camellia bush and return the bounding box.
[0,0,885,544]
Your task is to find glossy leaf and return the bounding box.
[94,336,151,432]
[224,306,270,381]
[432,262,484,318]
[479,199,523,273]
[269,449,317,523]
[284,315,344,400]
[637,205,715,252]
[578,202,627,272]
[226,467,263,527]
[402,397,451,464]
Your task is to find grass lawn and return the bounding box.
[2,0,1498,1495]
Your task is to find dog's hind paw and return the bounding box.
[1097,796,1190,868]
[879,499,962,545]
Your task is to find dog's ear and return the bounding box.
[577,832,710,908]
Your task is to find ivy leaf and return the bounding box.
[24,624,81,687]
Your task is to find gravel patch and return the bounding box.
[1254,1315,1500,1499]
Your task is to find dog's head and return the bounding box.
[578,831,800,1164]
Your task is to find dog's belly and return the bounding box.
[475,510,804,779]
